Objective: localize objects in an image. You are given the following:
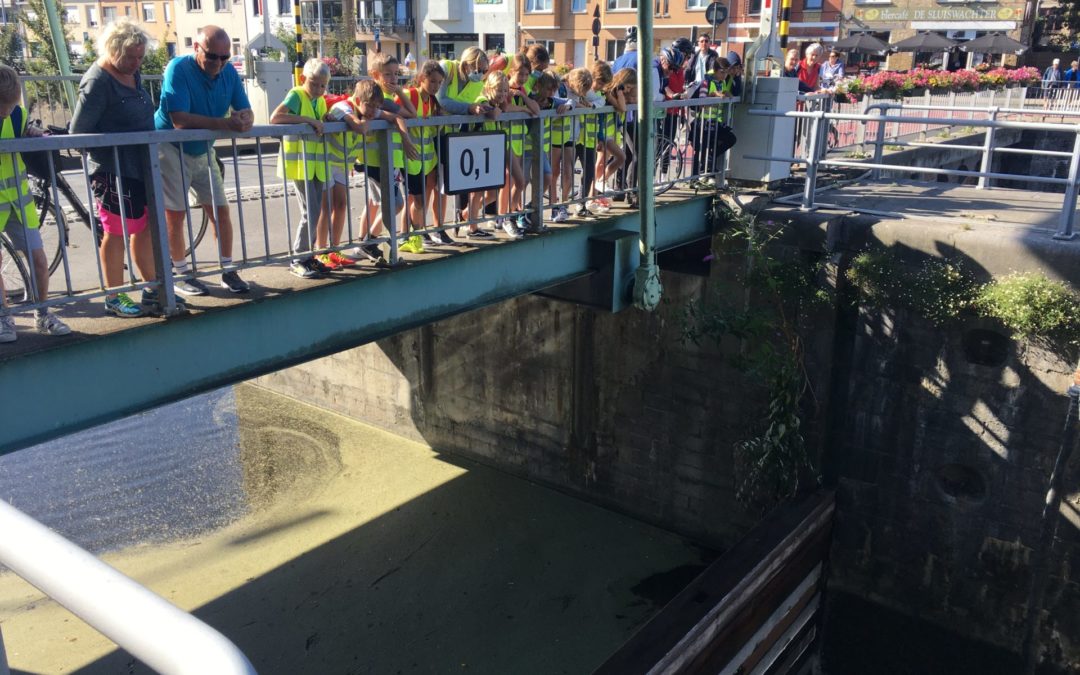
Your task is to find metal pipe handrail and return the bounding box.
[0,499,256,675]
[747,100,1080,238]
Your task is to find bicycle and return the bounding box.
[27,123,213,276]
[1,233,31,304]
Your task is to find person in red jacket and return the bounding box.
[798,43,823,93]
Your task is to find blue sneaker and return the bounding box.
[105,293,144,318]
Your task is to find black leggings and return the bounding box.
[575,144,596,198]
[691,120,737,175]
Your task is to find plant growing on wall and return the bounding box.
[681,211,825,508]
[847,251,1080,356]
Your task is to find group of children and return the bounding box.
[272,44,737,279]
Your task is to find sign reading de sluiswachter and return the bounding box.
[854,5,1021,22]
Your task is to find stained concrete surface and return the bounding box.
[0,383,712,674]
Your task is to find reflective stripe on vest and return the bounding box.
[0,108,38,231]
[279,87,329,181]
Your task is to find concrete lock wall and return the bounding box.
[252,266,774,550]
[252,229,1080,668]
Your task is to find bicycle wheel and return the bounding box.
[184,154,224,256]
[32,179,67,275]
[1,235,31,305]
[186,203,209,255]
[654,136,683,196]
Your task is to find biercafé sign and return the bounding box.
[854,5,1021,22]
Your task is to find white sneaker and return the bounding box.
[594,179,607,194]
[502,219,524,239]
[0,314,15,343]
[553,206,569,223]
[483,219,499,231]
[35,312,71,336]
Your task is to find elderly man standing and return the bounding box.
[155,25,254,296]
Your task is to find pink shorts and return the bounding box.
[97,202,148,236]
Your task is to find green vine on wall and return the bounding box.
[681,211,825,508]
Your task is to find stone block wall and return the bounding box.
[824,296,1079,670]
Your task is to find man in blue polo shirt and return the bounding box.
[155,25,254,296]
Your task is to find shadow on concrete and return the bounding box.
[71,439,711,675]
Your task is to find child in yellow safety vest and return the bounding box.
[0,64,69,343]
[590,60,626,209]
[475,70,536,240]
[396,61,449,253]
[319,79,416,267]
[271,58,331,279]
[503,56,541,235]
[527,72,571,228]
[358,52,416,259]
[688,58,737,188]
[553,68,592,222]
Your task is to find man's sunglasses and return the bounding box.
[199,45,231,62]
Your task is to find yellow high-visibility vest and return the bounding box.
[278,87,328,181]
[400,87,439,176]
[0,107,39,232]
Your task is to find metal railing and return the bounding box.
[0,499,256,674]
[0,96,737,322]
[797,87,1035,161]
[750,103,1080,239]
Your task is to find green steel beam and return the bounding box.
[0,196,713,455]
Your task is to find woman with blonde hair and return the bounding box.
[70,17,176,317]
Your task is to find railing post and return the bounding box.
[142,141,180,316]
[871,106,888,181]
[801,112,822,211]
[1054,129,1080,240]
[529,115,543,229]
[920,89,930,141]
[377,126,399,264]
[856,97,868,153]
[977,108,998,190]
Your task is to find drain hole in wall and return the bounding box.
[963,329,1009,367]
[937,463,987,502]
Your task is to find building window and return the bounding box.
[278,0,290,13]
[141,2,155,19]
[686,0,707,7]
[748,0,760,14]
[187,0,202,11]
[232,38,241,54]
[607,0,636,8]
[164,2,172,21]
[606,39,626,61]
[572,0,586,10]
[526,0,553,10]
[216,0,228,10]
[64,7,79,22]
[102,6,117,22]
[527,39,555,54]
[86,6,98,25]
[185,37,193,47]
[804,0,821,8]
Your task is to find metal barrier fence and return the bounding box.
[796,87,1034,161]
[749,105,1080,239]
[0,96,736,322]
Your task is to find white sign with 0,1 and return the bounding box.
[442,131,507,195]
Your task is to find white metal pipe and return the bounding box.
[0,499,257,675]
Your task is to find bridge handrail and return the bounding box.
[747,106,1080,239]
[0,95,738,319]
[0,498,256,675]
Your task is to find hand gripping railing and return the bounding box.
[0,499,256,674]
